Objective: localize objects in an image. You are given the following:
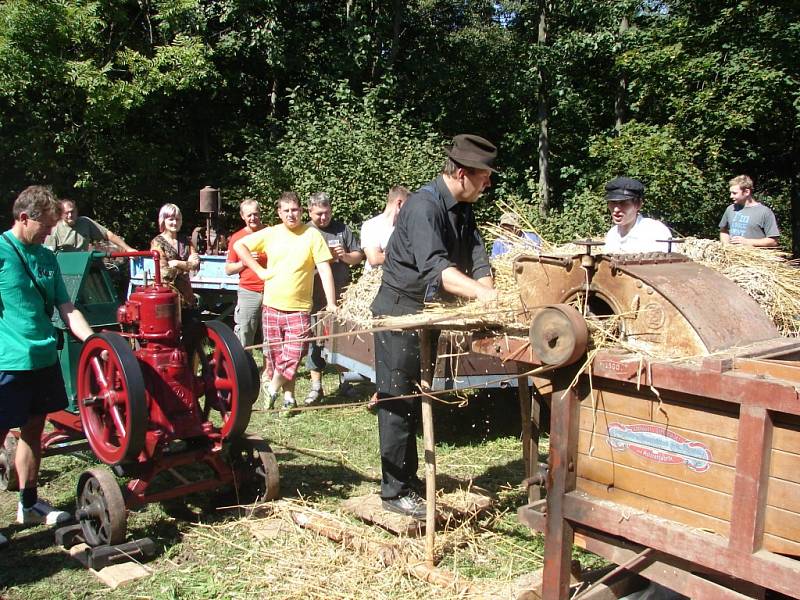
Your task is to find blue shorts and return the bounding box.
[0,364,68,431]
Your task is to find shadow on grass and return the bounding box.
[273,450,379,500]
[0,525,83,588]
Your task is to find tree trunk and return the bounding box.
[389,0,404,67]
[791,171,799,259]
[537,0,551,216]
[614,15,629,132]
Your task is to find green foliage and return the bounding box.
[585,121,717,236]
[533,188,608,244]
[0,0,797,251]
[244,81,444,228]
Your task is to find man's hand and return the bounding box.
[325,302,338,313]
[476,285,498,303]
[730,236,779,248]
[329,244,345,262]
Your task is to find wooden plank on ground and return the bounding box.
[342,494,424,536]
[67,543,151,589]
[342,489,493,537]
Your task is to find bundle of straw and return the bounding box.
[336,266,383,326]
[679,237,800,336]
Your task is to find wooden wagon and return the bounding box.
[471,250,800,599]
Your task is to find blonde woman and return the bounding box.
[150,203,200,307]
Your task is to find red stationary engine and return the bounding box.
[72,251,277,548]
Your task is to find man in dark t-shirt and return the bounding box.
[305,192,363,405]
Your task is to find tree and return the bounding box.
[243,82,444,228]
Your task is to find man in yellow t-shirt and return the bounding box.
[234,192,337,414]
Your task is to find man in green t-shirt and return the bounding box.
[0,186,94,549]
[45,198,135,253]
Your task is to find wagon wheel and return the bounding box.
[76,468,127,547]
[0,435,19,492]
[530,304,589,367]
[193,321,255,440]
[229,433,280,501]
[77,333,147,466]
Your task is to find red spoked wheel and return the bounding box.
[193,321,254,440]
[77,333,147,466]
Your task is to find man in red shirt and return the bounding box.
[226,199,267,355]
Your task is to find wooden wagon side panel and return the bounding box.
[572,382,800,557]
[764,415,800,554]
[575,386,738,540]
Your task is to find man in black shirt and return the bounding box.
[371,134,498,519]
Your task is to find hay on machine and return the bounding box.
[337,210,800,358]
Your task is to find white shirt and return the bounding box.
[360,213,395,272]
[605,215,672,253]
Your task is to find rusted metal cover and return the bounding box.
[199,186,220,213]
[611,259,778,353]
[514,253,780,357]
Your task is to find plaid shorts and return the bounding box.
[261,306,311,381]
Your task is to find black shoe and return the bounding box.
[382,491,426,520]
[408,477,425,496]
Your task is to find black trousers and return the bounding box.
[371,286,436,499]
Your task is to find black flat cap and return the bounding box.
[605,176,645,201]
[447,134,498,172]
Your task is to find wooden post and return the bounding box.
[419,329,437,567]
[542,364,581,600]
[516,364,542,503]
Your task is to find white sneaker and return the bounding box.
[0,531,8,549]
[280,397,297,418]
[17,500,71,526]
[304,388,323,406]
[262,383,278,410]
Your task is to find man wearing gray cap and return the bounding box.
[603,176,671,253]
[370,134,498,519]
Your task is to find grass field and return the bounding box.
[0,364,598,599]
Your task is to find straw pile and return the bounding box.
[677,237,800,336]
[337,267,383,326]
[181,498,541,599]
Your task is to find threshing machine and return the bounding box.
[472,249,800,598]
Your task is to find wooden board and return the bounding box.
[342,490,493,537]
[67,543,151,589]
[342,494,424,537]
[574,383,800,556]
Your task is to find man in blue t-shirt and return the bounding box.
[0,186,94,549]
[719,175,780,247]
